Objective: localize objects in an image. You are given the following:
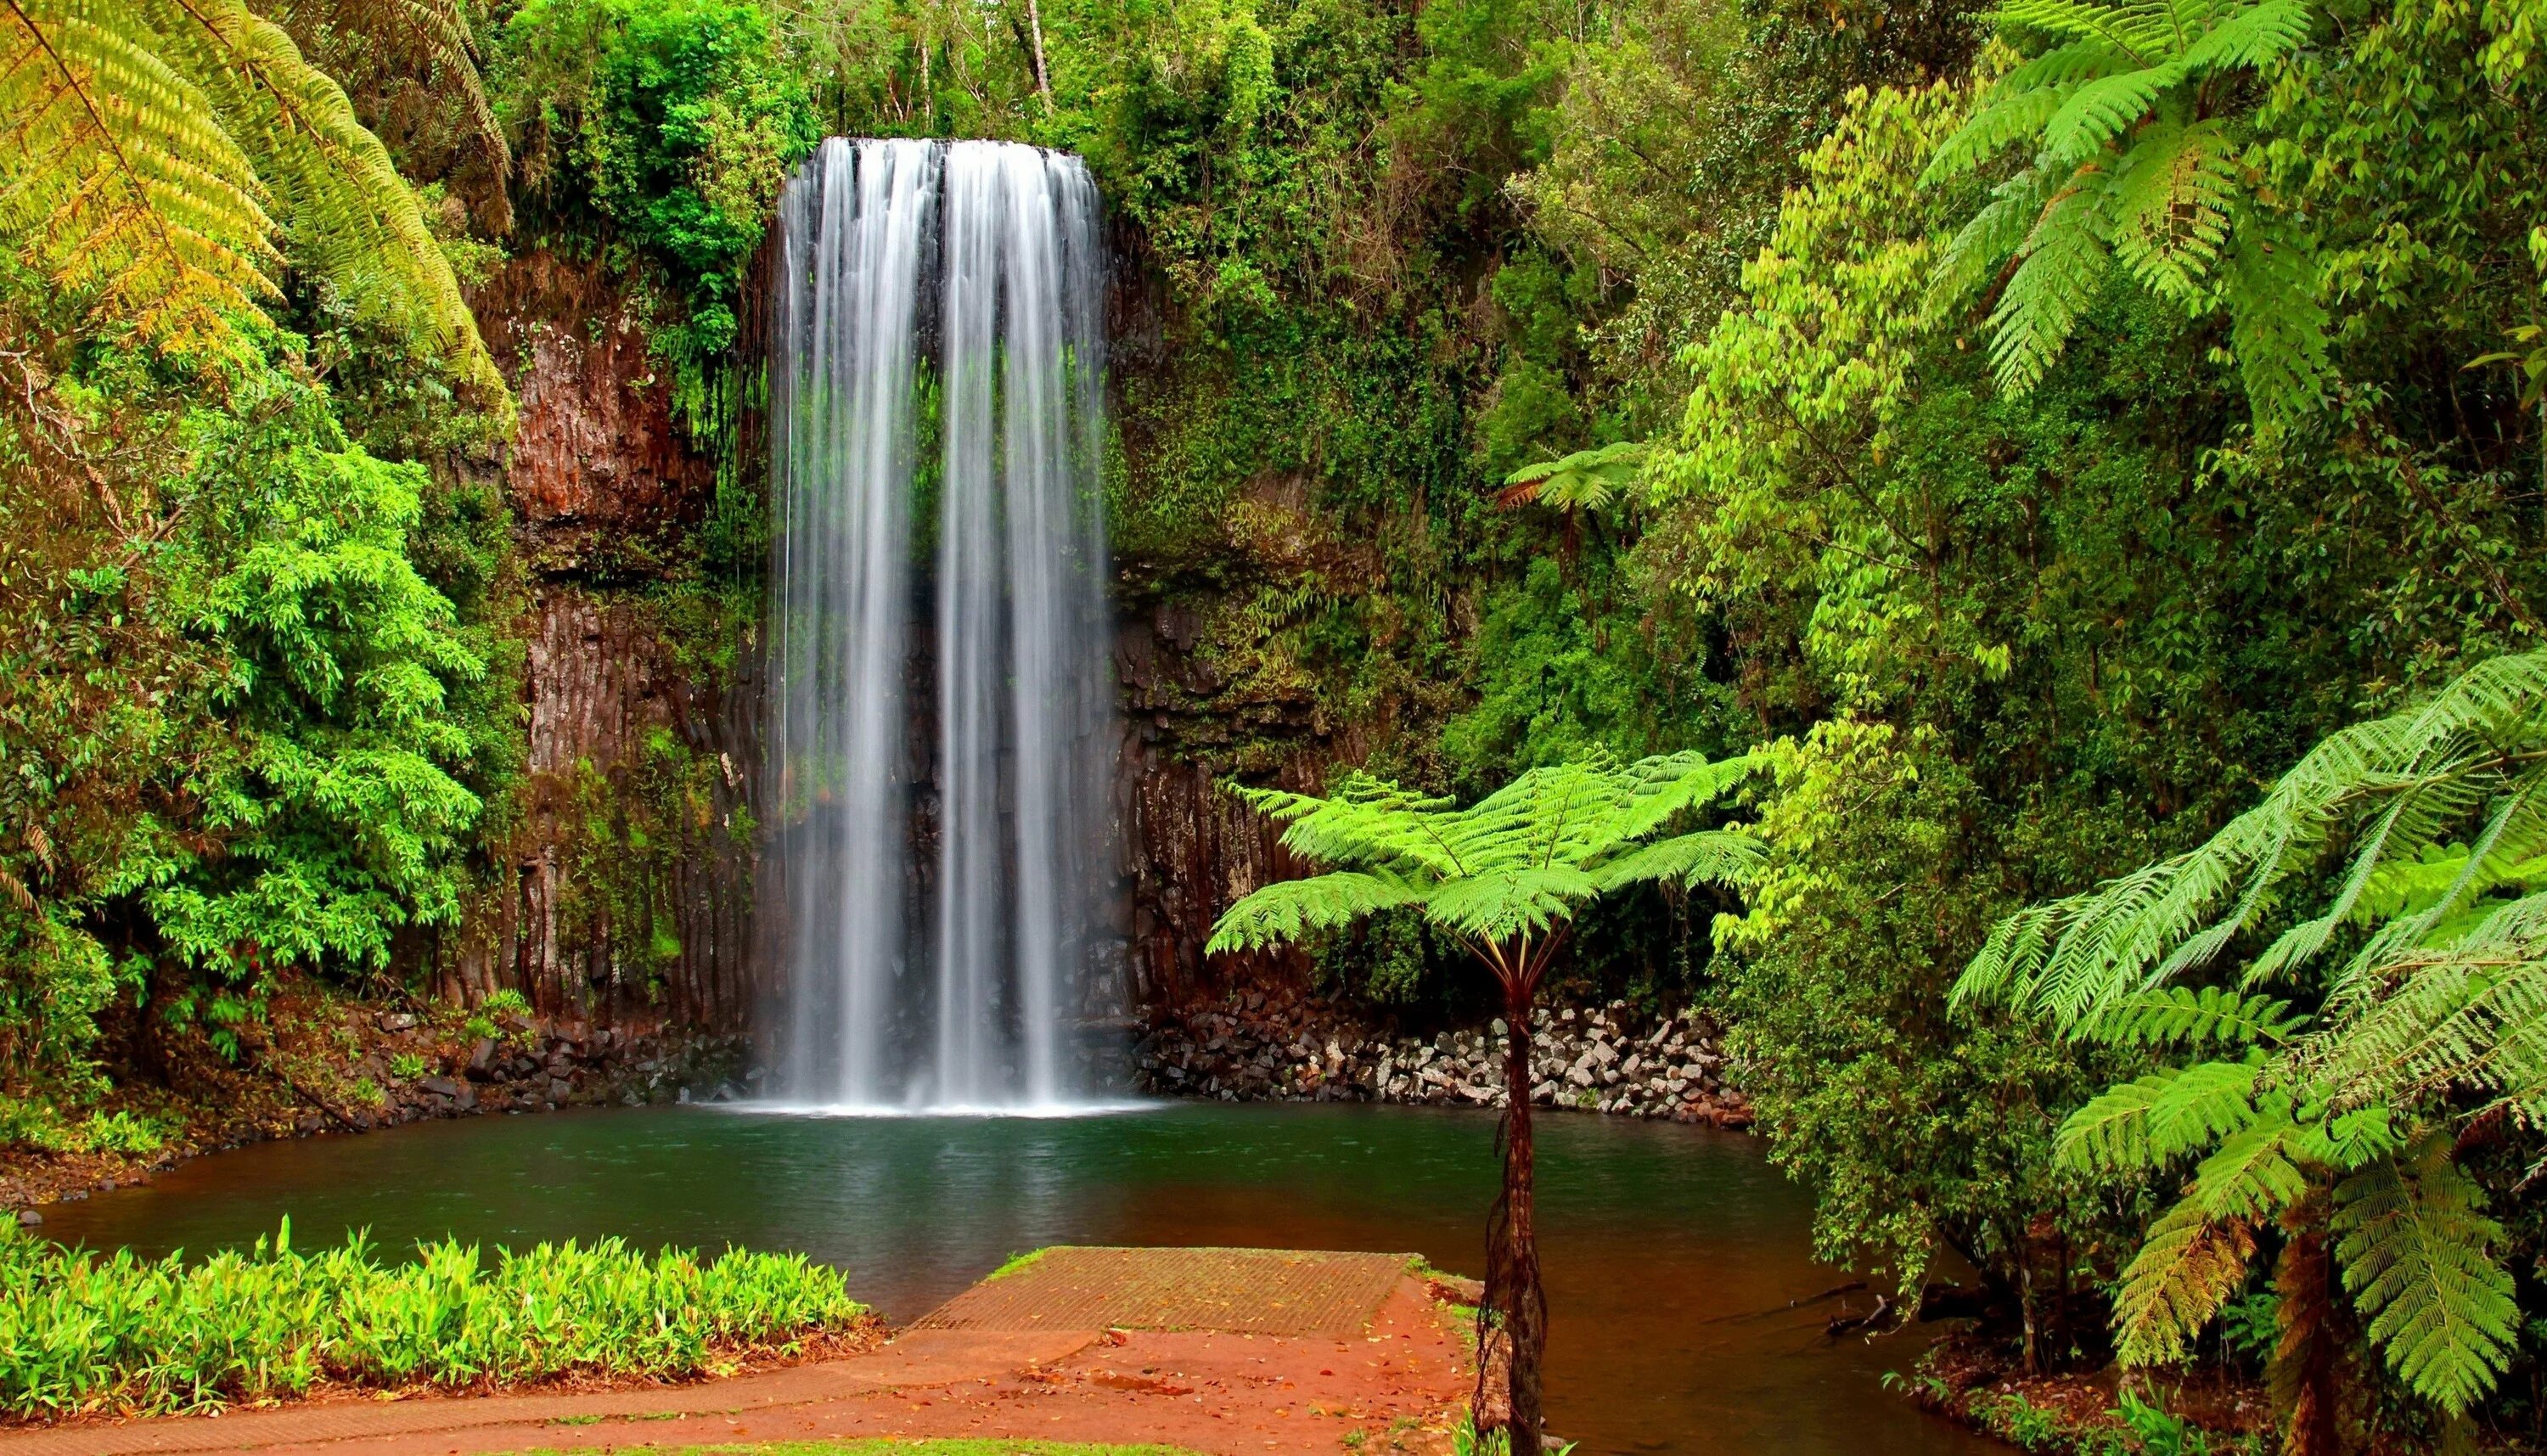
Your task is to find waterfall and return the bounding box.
[766,138,1114,1112]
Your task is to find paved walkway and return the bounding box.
[914,1247,1413,1338]
[0,1249,1473,1456]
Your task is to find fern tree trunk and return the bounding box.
[1479,938,1553,1453]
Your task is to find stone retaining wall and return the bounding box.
[1131,988,1752,1127]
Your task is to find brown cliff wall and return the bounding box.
[441,250,762,1037]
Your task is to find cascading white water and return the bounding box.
[766,137,1114,1113]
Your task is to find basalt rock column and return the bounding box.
[767,137,1113,1110]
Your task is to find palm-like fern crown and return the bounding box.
[0,0,503,399]
[1956,651,2547,1416]
[1922,0,2325,426]
[1205,749,1762,957]
[1495,441,1648,513]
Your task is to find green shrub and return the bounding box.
[74,1112,170,1156]
[0,1219,863,1416]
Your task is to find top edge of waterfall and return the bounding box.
[804,135,1096,160]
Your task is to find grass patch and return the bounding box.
[0,1218,864,1418]
[984,1247,1052,1281]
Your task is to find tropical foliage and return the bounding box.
[1958,652,2547,1435]
[0,1219,863,1414]
[1922,0,2327,424]
[0,0,501,395]
[9,0,2547,1442]
[1208,749,1762,1451]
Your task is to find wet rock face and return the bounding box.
[445,250,759,1037]
[443,590,760,1035]
[470,249,717,578]
[1133,989,1753,1127]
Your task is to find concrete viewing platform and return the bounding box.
[0,1247,1476,1456]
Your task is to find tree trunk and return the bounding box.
[1480,971,1547,1453]
[2272,1189,2345,1456]
[1024,0,1053,104]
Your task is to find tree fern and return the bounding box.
[2055,1059,2263,1173]
[1956,651,2547,1025]
[2113,1197,2258,1366]
[2331,1133,2518,1415]
[1496,441,1647,513]
[0,0,503,396]
[1965,650,2547,1424]
[1211,749,1763,960]
[1923,0,2326,426]
[1208,748,1761,1454]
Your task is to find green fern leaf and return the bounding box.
[2223,218,2330,429]
[2056,1058,2259,1172]
[2041,64,2185,165]
[1203,871,1422,954]
[2106,118,2239,305]
[2176,0,2312,71]
[1986,172,2112,396]
[2084,984,2301,1048]
[2113,1196,2257,1367]
[0,0,503,399]
[2191,1115,2307,1219]
[2333,1133,2518,1415]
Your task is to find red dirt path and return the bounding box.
[0,1259,1473,1456]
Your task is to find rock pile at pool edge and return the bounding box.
[1132,993,1753,1126]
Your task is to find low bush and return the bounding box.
[0,1220,864,1417]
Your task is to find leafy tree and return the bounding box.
[1714,722,2130,1369]
[1921,0,2329,427]
[1957,651,2547,1448]
[0,0,501,396]
[1206,749,1761,1452]
[498,0,818,363]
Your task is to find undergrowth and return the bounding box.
[0,1219,863,1418]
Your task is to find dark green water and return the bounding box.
[41,1102,1993,1456]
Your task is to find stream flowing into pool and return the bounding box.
[42,1103,1993,1456]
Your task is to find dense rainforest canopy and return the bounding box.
[5,0,2547,1446]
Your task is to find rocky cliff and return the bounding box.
[442,250,762,1038]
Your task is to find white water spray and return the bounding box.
[767,138,1114,1112]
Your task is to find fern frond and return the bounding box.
[2040,64,2185,166]
[0,0,502,395]
[1954,651,2547,1026]
[1588,829,1765,892]
[1986,171,2111,396]
[162,0,502,394]
[1424,865,1605,944]
[2332,1133,2519,1415]
[1930,169,2056,312]
[0,0,278,353]
[2113,1196,2257,1366]
[1203,870,1422,954]
[2083,984,2301,1048]
[2305,894,2547,1110]
[1924,85,2072,184]
[2106,118,2239,305]
[1603,750,1760,844]
[2056,1059,2261,1172]
[2192,1115,2308,1219]
[1928,0,2322,430]
[2175,0,2311,72]
[1998,0,2166,55]
[2223,216,2330,430]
